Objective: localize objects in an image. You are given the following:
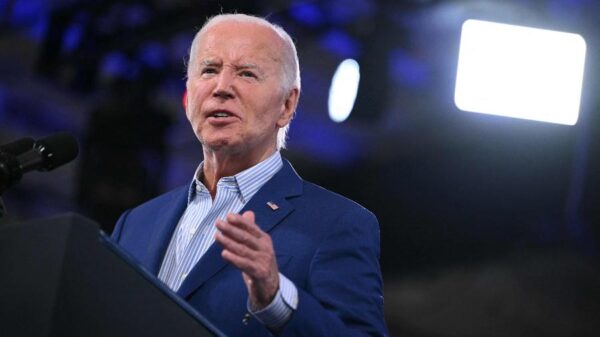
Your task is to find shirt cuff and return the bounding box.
[247,273,298,330]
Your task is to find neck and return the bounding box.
[201,146,277,198]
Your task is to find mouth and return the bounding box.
[207,110,238,119]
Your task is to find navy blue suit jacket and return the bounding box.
[111,160,388,336]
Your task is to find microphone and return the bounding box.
[0,137,34,155]
[0,133,79,194]
[18,133,79,172]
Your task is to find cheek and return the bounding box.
[185,110,195,128]
[185,98,205,132]
[184,97,195,122]
[186,80,206,106]
[185,88,206,121]
[262,96,287,125]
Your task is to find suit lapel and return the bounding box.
[144,187,189,275]
[176,159,303,299]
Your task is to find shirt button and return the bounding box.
[182,273,188,279]
[190,228,197,235]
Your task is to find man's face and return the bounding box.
[186,21,297,157]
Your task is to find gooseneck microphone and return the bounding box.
[0,137,35,155]
[0,133,79,194]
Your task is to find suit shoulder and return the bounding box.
[129,185,188,212]
[300,180,376,218]
[112,185,187,243]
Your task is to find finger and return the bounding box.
[225,212,263,237]
[216,219,261,250]
[241,210,255,224]
[215,230,256,258]
[221,248,258,275]
[222,248,275,282]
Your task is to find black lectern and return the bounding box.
[0,213,225,337]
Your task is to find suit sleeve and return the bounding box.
[279,207,388,337]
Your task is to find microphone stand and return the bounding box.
[0,195,6,221]
[0,194,12,226]
[0,150,13,222]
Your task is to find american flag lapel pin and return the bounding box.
[266,201,279,210]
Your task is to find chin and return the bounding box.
[202,137,242,152]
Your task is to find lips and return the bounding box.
[211,111,231,118]
[208,110,234,118]
[205,109,240,124]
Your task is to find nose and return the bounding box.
[212,71,235,100]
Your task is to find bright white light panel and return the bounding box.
[328,59,360,123]
[455,19,586,125]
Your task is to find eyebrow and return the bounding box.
[197,59,266,76]
[235,63,263,72]
[199,58,221,67]
[237,62,257,68]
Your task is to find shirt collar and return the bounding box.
[187,151,283,205]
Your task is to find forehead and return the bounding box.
[195,21,284,66]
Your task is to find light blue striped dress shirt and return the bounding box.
[158,151,297,329]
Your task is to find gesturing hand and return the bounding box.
[215,211,279,309]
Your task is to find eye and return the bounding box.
[201,67,218,75]
[239,70,257,78]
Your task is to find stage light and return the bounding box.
[455,20,586,125]
[328,59,360,123]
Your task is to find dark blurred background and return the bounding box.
[1,0,599,336]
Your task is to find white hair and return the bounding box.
[188,13,301,150]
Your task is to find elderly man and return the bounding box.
[111,13,388,336]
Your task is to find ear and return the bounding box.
[276,88,300,128]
